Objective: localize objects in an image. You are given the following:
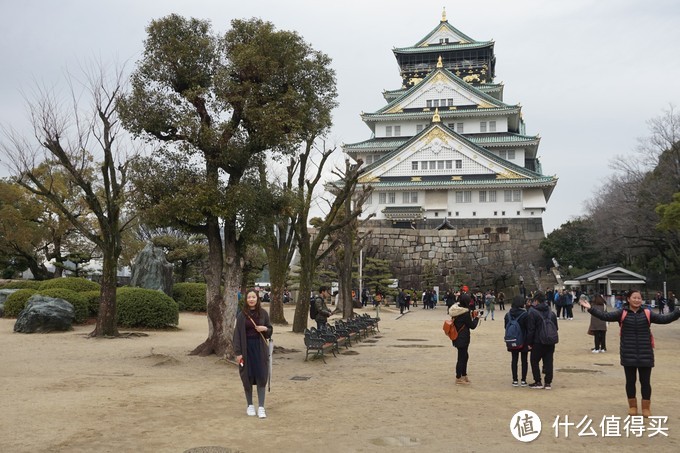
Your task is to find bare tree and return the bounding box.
[1,63,138,337]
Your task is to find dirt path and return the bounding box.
[2,304,680,452]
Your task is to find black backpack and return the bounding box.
[538,310,559,345]
[310,296,319,320]
[504,311,526,350]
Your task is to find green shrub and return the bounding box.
[116,287,179,328]
[36,288,89,324]
[0,280,42,290]
[38,277,101,293]
[3,289,37,317]
[172,282,207,311]
[81,290,101,316]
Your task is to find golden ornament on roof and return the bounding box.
[432,108,441,123]
[437,56,443,68]
[442,7,447,22]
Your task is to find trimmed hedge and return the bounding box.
[81,290,101,316]
[36,288,89,324]
[38,277,100,293]
[0,280,42,290]
[116,287,179,329]
[3,289,37,317]
[172,283,207,312]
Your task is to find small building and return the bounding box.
[563,265,647,296]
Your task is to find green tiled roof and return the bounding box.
[413,20,477,46]
[370,67,509,116]
[343,133,538,153]
[394,41,493,54]
[367,177,556,189]
[362,106,520,122]
[357,123,542,180]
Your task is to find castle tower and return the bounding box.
[343,10,557,230]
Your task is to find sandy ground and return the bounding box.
[2,303,680,453]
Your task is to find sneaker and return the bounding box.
[512,380,519,387]
[591,349,600,353]
[599,349,606,353]
[520,381,528,387]
[257,407,267,419]
[544,384,552,390]
[246,405,256,416]
[528,382,544,389]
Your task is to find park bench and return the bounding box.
[325,324,351,349]
[304,328,337,363]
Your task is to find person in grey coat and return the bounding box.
[586,294,608,353]
[580,289,680,417]
[233,290,273,419]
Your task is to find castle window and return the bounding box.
[489,190,497,202]
[489,121,496,132]
[455,211,459,216]
[437,160,444,169]
[480,121,487,133]
[502,211,506,216]
[517,211,521,215]
[402,191,418,203]
[446,160,452,169]
[457,123,464,133]
[455,160,462,169]
[479,191,487,202]
[412,161,419,170]
[422,160,428,169]
[429,160,436,169]
[388,192,396,204]
[416,124,424,133]
[455,191,471,203]
[394,125,401,136]
[508,150,515,159]
[433,99,440,108]
[385,126,392,137]
[379,193,386,204]
[447,123,455,129]
[426,100,433,108]
[504,190,521,202]
[494,211,497,216]
[366,193,372,205]
[447,98,454,106]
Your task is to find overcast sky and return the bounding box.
[1,0,679,233]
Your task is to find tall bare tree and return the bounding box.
[1,64,137,336]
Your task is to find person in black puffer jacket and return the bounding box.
[580,289,680,418]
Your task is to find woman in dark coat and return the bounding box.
[448,293,480,385]
[580,289,680,417]
[233,290,273,419]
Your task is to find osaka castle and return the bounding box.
[344,10,558,228]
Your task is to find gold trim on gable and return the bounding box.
[496,171,522,179]
[451,176,462,181]
[411,176,422,182]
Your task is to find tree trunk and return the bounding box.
[190,217,225,356]
[267,249,289,324]
[90,245,119,337]
[292,248,314,333]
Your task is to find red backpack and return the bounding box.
[620,308,654,348]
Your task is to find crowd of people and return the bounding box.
[445,286,680,417]
[234,284,679,420]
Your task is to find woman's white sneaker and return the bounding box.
[246,405,256,416]
[257,407,267,419]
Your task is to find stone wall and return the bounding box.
[358,217,547,291]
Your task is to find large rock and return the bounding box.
[14,295,75,333]
[130,243,174,296]
[0,289,19,317]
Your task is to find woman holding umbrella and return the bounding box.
[233,289,273,419]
